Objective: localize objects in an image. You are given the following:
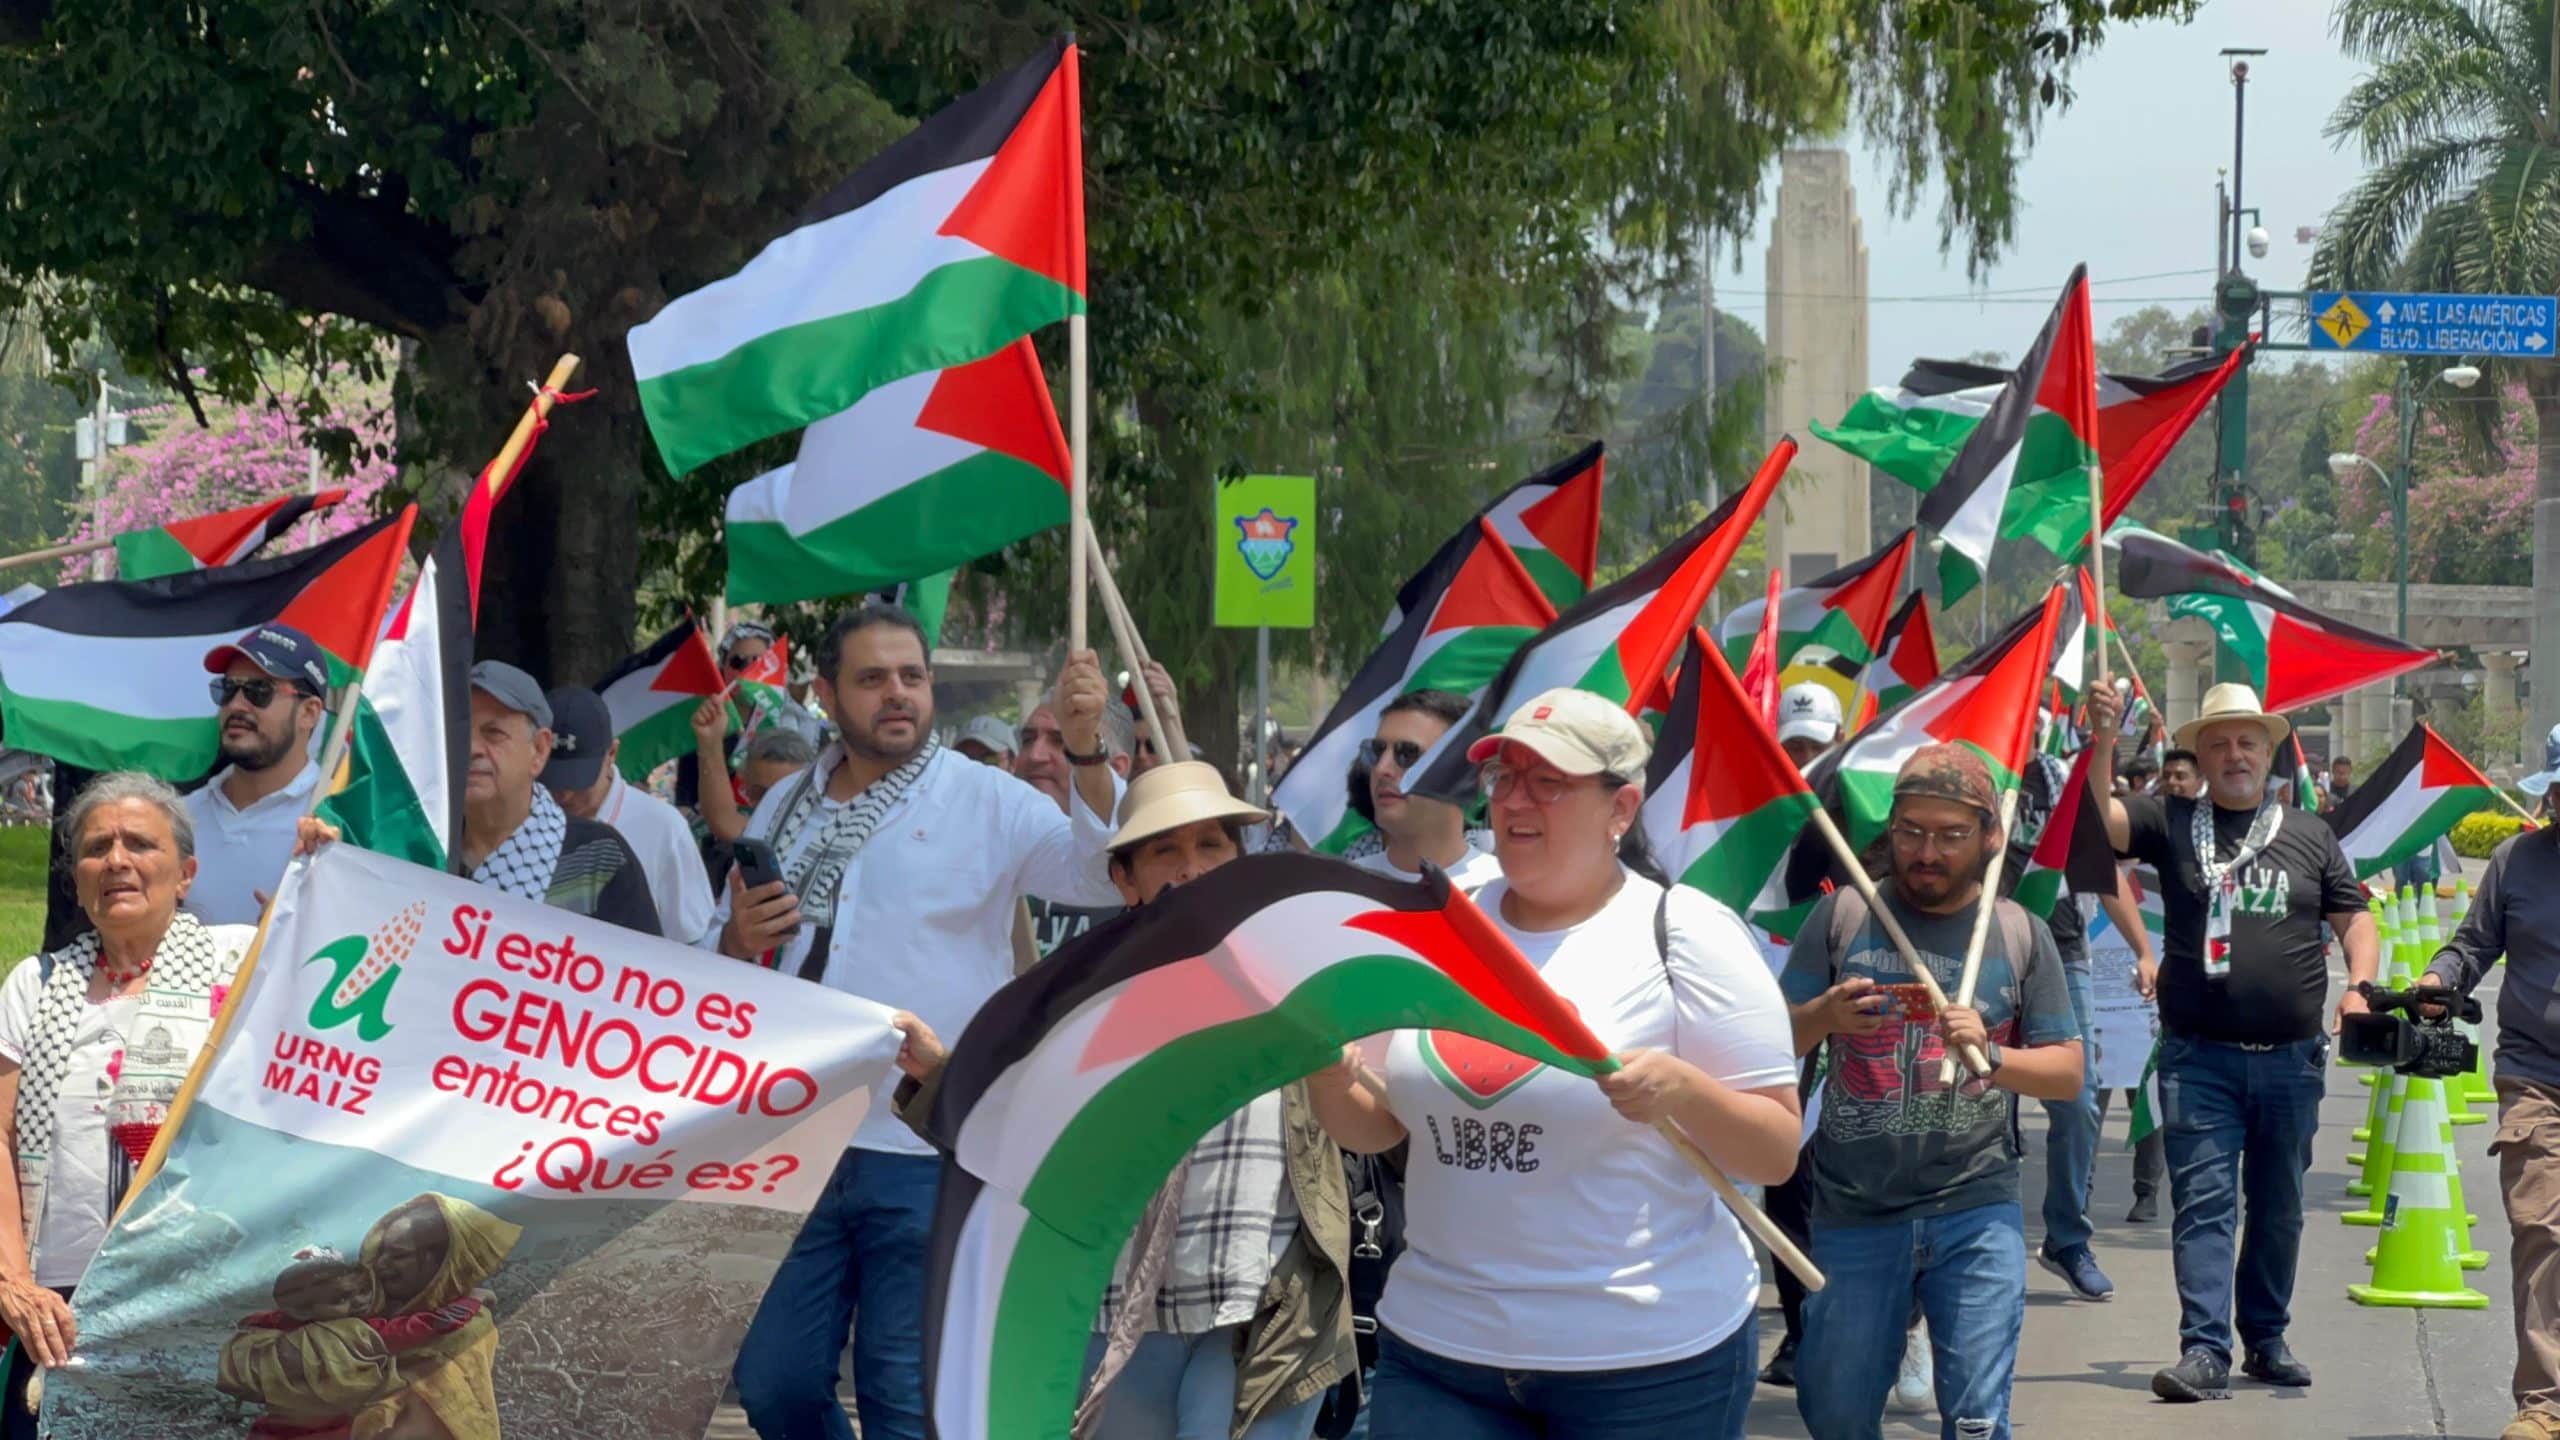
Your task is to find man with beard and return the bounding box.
[183,625,331,925]
[714,603,1126,1440]
[1781,745,2083,1440]
[1349,689,1500,889]
[459,663,662,934]
[2085,682,2377,1403]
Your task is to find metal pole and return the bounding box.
[2229,65,2249,266]
[2396,366,2415,649]
[92,369,112,578]
[1253,625,1270,805]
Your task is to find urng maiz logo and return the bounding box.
[305,901,426,1043]
[1233,507,1299,582]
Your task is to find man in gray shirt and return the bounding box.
[2422,722,2560,1440]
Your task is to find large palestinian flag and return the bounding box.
[1909,267,2100,601]
[629,39,1083,476]
[1816,344,2244,564]
[1713,527,1914,674]
[1388,445,1605,627]
[2110,523,2438,710]
[2329,725,2514,879]
[1808,582,2065,847]
[1642,628,1820,925]
[112,488,348,581]
[1402,438,1795,804]
[919,854,1619,1440]
[725,337,1069,605]
[1272,519,1554,852]
[0,512,412,779]
[1847,591,1940,731]
[599,621,728,781]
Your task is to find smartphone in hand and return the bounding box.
[730,837,799,937]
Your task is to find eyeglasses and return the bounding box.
[1888,821,1979,853]
[1479,762,1581,806]
[1360,738,1425,769]
[209,677,308,709]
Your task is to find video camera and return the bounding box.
[2338,981,2482,1079]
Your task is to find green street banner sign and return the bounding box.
[1214,474,1316,629]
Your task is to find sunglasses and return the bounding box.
[722,654,754,672]
[209,677,310,710]
[1360,738,1425,769]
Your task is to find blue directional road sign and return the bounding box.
[2308,290,2556,358]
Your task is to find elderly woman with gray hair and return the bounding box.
[0,773,258,1434]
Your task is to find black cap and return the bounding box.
[539,686,614,793]
[203,624,329,696]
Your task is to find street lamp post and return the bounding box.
[2327,361,2483,655]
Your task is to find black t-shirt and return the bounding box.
[2119,794,2361,1044]
[1027,895,1122,959]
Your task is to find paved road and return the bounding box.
[705,978,2528,1440]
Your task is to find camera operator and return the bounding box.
[2418,720,2560,1440]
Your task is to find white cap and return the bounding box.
[1776,682,1843,745]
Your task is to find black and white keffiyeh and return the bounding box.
[474,785,570,902]
[765,739,939,928]
[2191,795,2282,891]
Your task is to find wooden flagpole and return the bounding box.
[1937,786,2023,1084]
[0,534,116,571]
[1805,808,1989,1077]
[1085,529,1184,756]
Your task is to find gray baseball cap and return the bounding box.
[469,661,553,731]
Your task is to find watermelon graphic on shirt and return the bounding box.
[1423,1029,1549,1109]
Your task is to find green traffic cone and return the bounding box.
[2344,1066,2405,1214]
[2347,1074,2491,1309]
[2420,891,2488,1129]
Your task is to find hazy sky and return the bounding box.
[1719,0,2367,385]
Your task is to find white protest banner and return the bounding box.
[48,843,900,1439]
[2083,865,2163,1091]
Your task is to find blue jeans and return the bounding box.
[1797,1202,2027,1440]
[734,1148,942,1440]
[1079,1328,1325,1440]
[2157,1031,2326,1360]
[1367,1322,1756,1440]
[2040,963,2101,1252]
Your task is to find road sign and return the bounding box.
[2307,290,2556,357]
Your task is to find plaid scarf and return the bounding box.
[15,911,231,1265]
[473,786,569,902]
[764,740,939,932]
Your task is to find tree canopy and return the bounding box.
[0,0,2196,768]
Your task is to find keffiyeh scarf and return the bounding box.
[473,785,570,902]
[15,910,230,1264]
[764,740,940,935]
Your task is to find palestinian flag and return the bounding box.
[1402,438,1795,804]
[112,488,349,580]
[919,854,1620,1440]
[1388,445,1605,627]
[320,554,469,870]
[724,337,1069,605]
[1737,570,1784,723]
[2272,731,2321,810]
[0,512,412,779]
[1817,344,2245,564]
[2330,725,2514,879]
[1847,591,1940,731]
[1910,267,2100,601]
[1271,519,1554,853]
[599,621,727,781]
[629,39,1084,476]
[2011,746,2116,920]
[1808,582,2065,847]
[2110,523,2438,710]
[1714,528,1914,687]
[1641,628,1821,923]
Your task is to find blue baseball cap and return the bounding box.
[202,624,329,696]
[2519,722,2560,797]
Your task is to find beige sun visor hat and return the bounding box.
[1463,686,1651,779]
[1109,760,1270,850]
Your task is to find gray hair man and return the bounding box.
[2085,680,2379,1401]
[461,663,661,936]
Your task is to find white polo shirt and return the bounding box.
[182,760,320,925]
[585,774,716,945]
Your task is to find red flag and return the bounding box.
[1740,568,1784,727]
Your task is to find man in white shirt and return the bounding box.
[1351,689,1501,890]
[541,685,716,945]
[714,602,1124,1440]
[182,624,329,925]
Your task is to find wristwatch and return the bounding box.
[1064,742,1111,768]
[1980,1041,2006,1075]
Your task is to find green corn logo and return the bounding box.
[305,901,425,1041]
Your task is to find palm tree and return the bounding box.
[2308,0,2560,743]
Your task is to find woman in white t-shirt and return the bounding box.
[1306,688,1801,1440]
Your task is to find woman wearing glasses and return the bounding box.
[1306,688,1801,1440]
[1346,690,1502,890]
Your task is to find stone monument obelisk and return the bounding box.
[1763,149,1872,576]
